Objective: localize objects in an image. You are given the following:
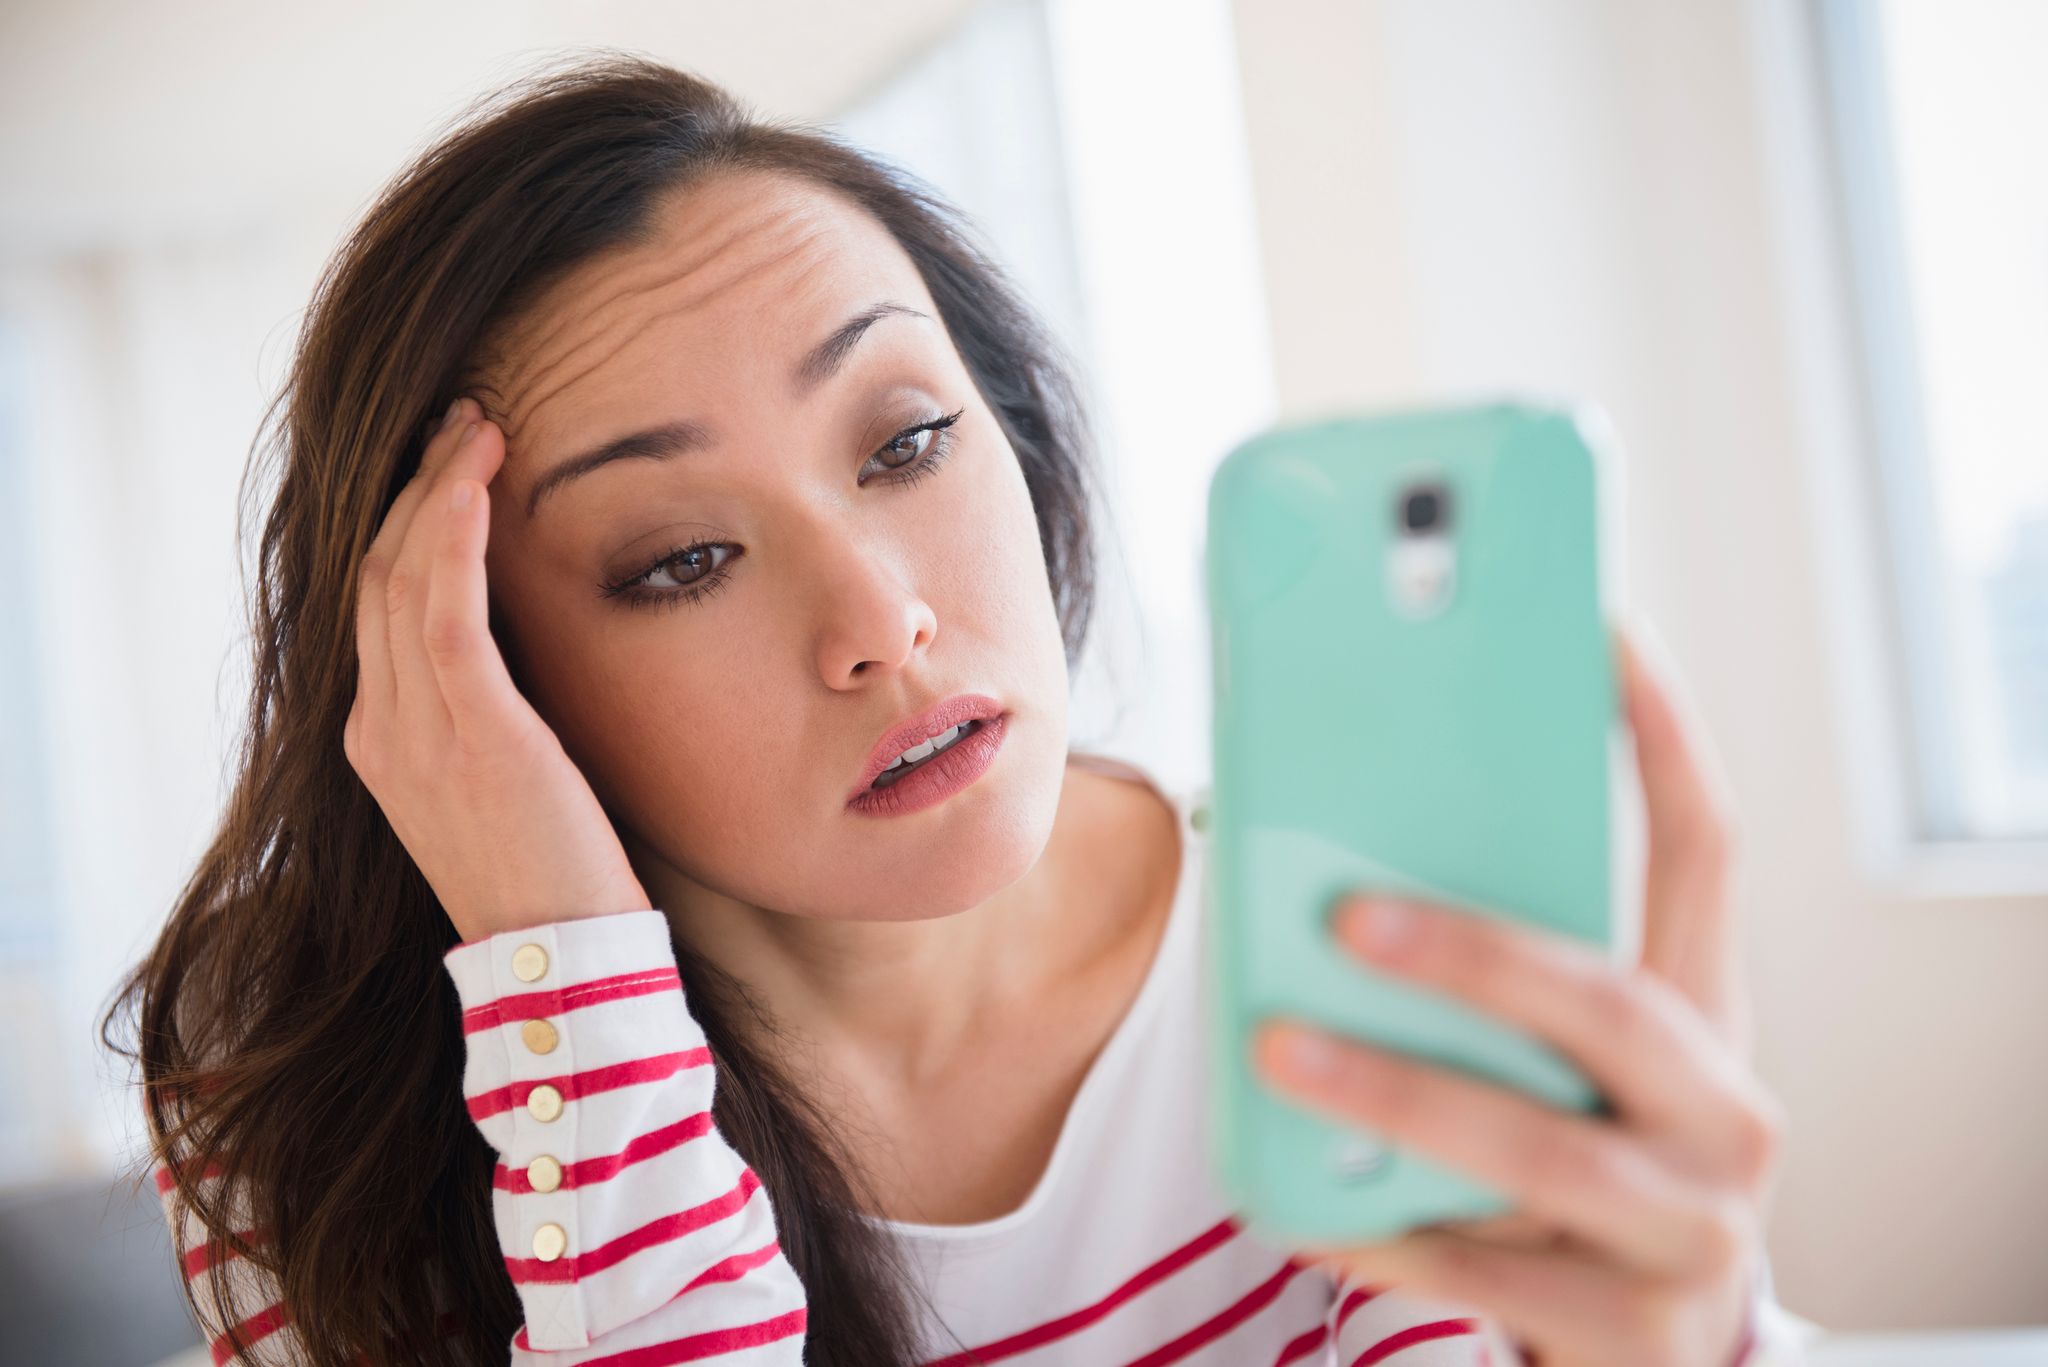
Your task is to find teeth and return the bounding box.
[886,723,962,770]
[872,721,984,788]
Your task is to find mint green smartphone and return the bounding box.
[1200,400,1629,1247]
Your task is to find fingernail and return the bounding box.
[1342,898,1415,956]
[451,481,474,510]
[456,421,479,447]
[443,397,466,428]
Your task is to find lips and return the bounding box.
[850,693,1007,801]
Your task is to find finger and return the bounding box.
[354,544,397,726]
[1433,1212,1560,1252]
[419,470,523,746]
[1615,621,1749,1052]
[1328,892,1774,1171]
[1255,1022,1741,1281]
[384,402,486,609]
[1314,1225,1663,1360]
[373,397,482,573]
[356,398,477,724]
[388,416,504,737]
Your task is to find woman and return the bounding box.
[105,52,1810,1366]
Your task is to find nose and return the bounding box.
[814,543,939,688]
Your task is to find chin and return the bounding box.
[832,750,1064,920]
[851,819,1050,921]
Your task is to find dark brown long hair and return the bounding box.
[100,50,1101,1367]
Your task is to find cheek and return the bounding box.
[481,555,750,843]
[938,441,1063,630]
[558,642,782,862]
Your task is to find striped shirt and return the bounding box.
[152,757,1812,1364]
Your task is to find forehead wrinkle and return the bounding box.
[492,228,764,440]
[500,206,776,410]
[494,215,841,464]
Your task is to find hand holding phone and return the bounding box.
[1201,401,1627,1245]
[1198,402,1783,1363]
[1251,627,1782,1367]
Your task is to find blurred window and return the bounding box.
[1815,0,2048,842]
[0,314,67,1175]
[833,0,1090,369]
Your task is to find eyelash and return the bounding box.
[598,408,965,613]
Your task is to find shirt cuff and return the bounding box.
[442,908,798,1352]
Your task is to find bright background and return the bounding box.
[3,0,2045,1356]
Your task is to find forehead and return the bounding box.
[475,170,935,467]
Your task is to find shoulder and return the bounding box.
[1061,751,1189,953]
[1062,751,1192,883]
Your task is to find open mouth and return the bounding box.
[870,718,988,790]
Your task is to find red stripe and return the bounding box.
[528,1307,808,1367]
[463,968,682,1035]
[505,1167,766,1284]
[496,1110,716,1193]
[1348,1317,1482,1366]
[1125,1259,1309,1367]
[466,1047,710,1122]
[1335,1284,1383,1334]
[513,1241,789,1353]
[184,1227,269,1278]
[1273,1321,1331,1365]
[155,1158,225,1194]
[210,1300,292,1366]
[920,1216,1244,1367]
[677,1240,785,1293]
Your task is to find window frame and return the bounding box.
[1790,0,2048,895]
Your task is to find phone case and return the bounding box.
[1200,400,1627,1246]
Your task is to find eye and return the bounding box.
[862,408,965,488]
[599,407,967,613]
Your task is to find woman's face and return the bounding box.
[469,169,1072,925]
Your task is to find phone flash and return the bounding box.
[1387,536,1458,619]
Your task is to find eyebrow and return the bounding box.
[520,300,931,520]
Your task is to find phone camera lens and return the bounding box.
[1400,483,1450,534]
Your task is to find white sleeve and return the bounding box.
[441,907,809,1363]
[152,907,808,1365]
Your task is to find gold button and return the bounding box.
[511,943,549,982]
[526,1084,563,1122]
[520,1018,559,1055]
[531,1222,567,1262]
[1190,802,1210,832]
[527,1154,563,1194]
